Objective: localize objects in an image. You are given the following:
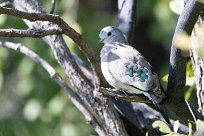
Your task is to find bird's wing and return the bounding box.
[107,43,155,91]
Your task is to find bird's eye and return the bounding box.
[107,32,112,36]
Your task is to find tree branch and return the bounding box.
[167,0,204,94]
[0,40,106,135]
[190,3,204,117]
[116,0,137,45]
[0,28,62,38]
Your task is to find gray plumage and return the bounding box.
[99,26,166,103]
[98,26,170,124]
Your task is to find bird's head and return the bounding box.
[98,26,127,45]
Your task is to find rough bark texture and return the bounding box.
[117,0,137,45]
[191,16,204,118]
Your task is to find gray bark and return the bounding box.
[117,0,137,45]
[191,16,204,118]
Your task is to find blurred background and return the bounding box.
[0,0,196,136]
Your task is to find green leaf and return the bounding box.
[186,60,194,77]
[196,119,204,134]
[153,120,172,134]
[0,14,7,26]
[162,74,168,82]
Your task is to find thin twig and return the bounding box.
[0,28,62,38]
[0,40,107,136]
[185,100,197,122]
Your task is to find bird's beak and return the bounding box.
[97,38,104,45]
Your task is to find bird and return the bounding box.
[98,26,171,124]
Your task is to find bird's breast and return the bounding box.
[100,60,117,87]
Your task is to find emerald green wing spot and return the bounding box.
[138,78,145,82]
[133,64,138,72]
[127,65,149,82]
[141,73,148,79]
[128,69,134,77]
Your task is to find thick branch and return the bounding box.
[167,0,204,94]
[190,14,204,117]
[0,41,106,135]
[0,28,62,38]
[116,0,137,45]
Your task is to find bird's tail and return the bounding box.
[150,93,171,125]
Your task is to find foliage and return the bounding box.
[150,120,204,136]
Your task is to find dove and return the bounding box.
[98,26,171,124]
